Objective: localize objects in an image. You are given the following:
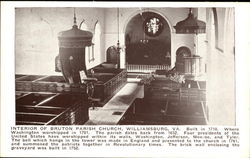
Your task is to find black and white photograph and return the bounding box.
[1,2,249,158]
[14,7,235,126]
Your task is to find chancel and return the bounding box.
[15,7,235,125]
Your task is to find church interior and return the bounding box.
[15,7,235,126]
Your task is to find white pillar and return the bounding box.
[197,8,207,75]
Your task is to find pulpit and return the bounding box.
[174,8,206,78]
[174,47,204,84]
[15,13,93,125]
[175,56,202,77]
[183,56,202,76]
[57,15,93,84]
[175,54,202,77]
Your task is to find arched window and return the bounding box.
[80,21,93,63]
[80,21,88,31]
[79,19,94,63]
[93,21,101,63]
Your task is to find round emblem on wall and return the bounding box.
[143,16,164,37]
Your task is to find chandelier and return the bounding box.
[116,8,121,68]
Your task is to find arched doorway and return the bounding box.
[175,46,191,73]
[125,11,171,72]
[106,46,119,64]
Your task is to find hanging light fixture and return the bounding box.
[117,8,120,48]
[139,8,149,44]
[116,7,121,69]
[174,8,206,34]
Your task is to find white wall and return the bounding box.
[206,8,235,125]
[15,7,105,75]
[16,7,210,75]
[103,7,196,68]
[16,7,202,74]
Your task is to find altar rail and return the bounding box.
[126,64,170,73]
